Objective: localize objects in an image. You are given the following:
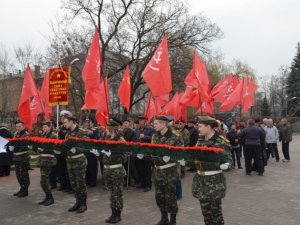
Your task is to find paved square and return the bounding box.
[1,136,300,225]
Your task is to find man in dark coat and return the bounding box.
[0,123,13,177]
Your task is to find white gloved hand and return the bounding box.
[220,163,230,170]
[53,150,61,155]
[9,146,14,152]
[37,147,44,152]
[178,159,186,166]
[101,149,111,157]
[162,156,170,163]
[70,147,76,154]
[27,145,33,150]
[90,149,100,157]
[137,154,144,159]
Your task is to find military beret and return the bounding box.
[196,116,218,125]
[155,115,173,122]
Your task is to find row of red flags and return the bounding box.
[18,28,258,130]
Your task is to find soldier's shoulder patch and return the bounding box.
[171,130,181,137]
[219,135,230,144]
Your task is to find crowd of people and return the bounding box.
[0,111,293,225]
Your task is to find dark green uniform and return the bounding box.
[102,133,127,224]
[65,125,88,212]
[13,129,30,196]
[39,131,57,196]
[192,132,232,225]
[152,128,183,217]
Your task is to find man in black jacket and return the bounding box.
[239,119,264,176]
[227,123,242,169]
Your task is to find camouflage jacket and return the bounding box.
[101,134,127,165]
[195,132,233,171]
[65,125,89,156]
[151,128,184,166]
[12,129,30,163]
[180,128,190,147]
[192,132,232,201]
[38,131,58,167]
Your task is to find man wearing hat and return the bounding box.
[100,118,127,224]
[152,115,184,225]
[9,121,30,198]
[83,116,100,187]
[192,116,232,225]
[64,116,89,213]
[37,121,58,206]
[186,119,199,172]
[135,115,155,192]
[121,118,139,187]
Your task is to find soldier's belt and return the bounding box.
[197,170,222,176]
[155,163,176,170]
[68,153,84,159]
[104,164,123,169]
[40,154,55,158]
[13,151,28,156]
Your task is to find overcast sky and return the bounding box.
[0,0,299,77]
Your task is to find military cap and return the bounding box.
[60,110,73,117]
[196,116,218,125]
[41,121,52,127]
[138,115,147,120]
[107,117,122,127]
[155,115,173,122]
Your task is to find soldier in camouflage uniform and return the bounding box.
[98,118,127,224]
[37,121,58,206]
[10,121,30,198]
[151,116,184,225]
[63,116,89,213]
[192,116,233,225]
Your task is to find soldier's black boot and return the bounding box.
[169,214,176,225]
[38,195,47,205]
[43,194,54,206]
[110,209,121,224]
[13,188,22,196]
[17,187,28,198]
[76,197,87,213]
[68,198,80,212]
[156,211,169,225]
[105,208,114,223]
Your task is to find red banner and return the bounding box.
[48,67,70,106]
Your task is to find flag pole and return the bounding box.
[56,104,59,130]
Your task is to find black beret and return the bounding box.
[155,115,173,122]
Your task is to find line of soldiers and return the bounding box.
[5,112,233,225]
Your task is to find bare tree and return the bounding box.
[48,0,223,113]
[0,44,15,75]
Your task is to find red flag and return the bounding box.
[155,94,169,107]
[82,28,102,91]
[160,93,182,122]
[18,64,43,131]
[30,95,44,123]
[95,77,109,127]
[241,76,258,112]
[196,96,214,116]
[184,51,211,101]
[40,70,52,121]
[219,78,243,111]
[179,86,200,107]
[212,74,239,103]
[144,93,157,123]
[142,36,172,97]
[117,65,131,112]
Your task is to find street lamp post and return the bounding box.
[285,97,299,117]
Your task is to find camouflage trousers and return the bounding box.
[154,168,178,214]
[200,198,224,225]
[103,167,125,211]
[68,157,87,202]
[15,160,30,189]
[40,166,52,194]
